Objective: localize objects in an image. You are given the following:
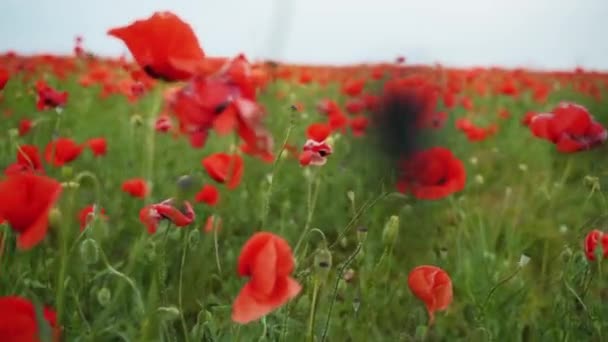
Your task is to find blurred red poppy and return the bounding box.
[232,232,301,324]
[140,199,195,234]
[306,123,331,142]
[44,138,83,167]
[18,118,32,136]
[4,145,44,175]
[108,11,205,81]
[0,67,9,91]
[397,147,466,200]
[77,205,108,231]
[584,229,608,261]
[121,178,149,198]
[0,173,62,250]
[86,137,107,157]
[195,184,220,206]
[202,153,244,189]
[408,265,453,325]
[299,139,333,167]
[350,116,369,137]
[35,80,68,111]
[0,296,59,341]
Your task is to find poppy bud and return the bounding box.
[61,181,79,189]
[97,287,111,307]
[48,207,62,229]
[188,229,200,248]
[8,128,18,138]
[346,190,355,204]
[382,215,399,247]
[61,166,73,178]
[157,306,180,322]
[314,247,332,282]
[79,238,99,264]
[130,114,143,126]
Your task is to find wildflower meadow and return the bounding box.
[2,10,608,342]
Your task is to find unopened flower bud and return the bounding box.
[49,208,62,229]
[346,191,355,203]
[97,287,111,307]
[382,215,399,247]
[356,225,368,243]
[157,306,180,322]
[8,128,19,138]
[61,166,73,178]
[79,238,99,264]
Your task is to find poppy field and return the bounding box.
[2,11,608,342]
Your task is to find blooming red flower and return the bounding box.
[35,80,68,111]
[0,67,9,91]
[350,116,369,137]
[108,11,205,81]
[408,265,453,325]
[584,229,608,261]
[4,145,44,175]
[18,118,32,136]
[342,79,365,97]
[195,184,220,206]
[77,205,108,231]
[299,139,333,167]
[0,173,62,250]
[232,232,302,324]
[121,178,149,198]
[455,118,498,142]
[203,215,222,234]
[345,98,365,114]
[202,153,244,189]
[86,137,107,157]
[527,102,607,153]
[139,199,195,234]
[306,123,331,142]
[0,296,59,341]
[44,138,83,167]
[397,147,466,200]
[155,115,172,132]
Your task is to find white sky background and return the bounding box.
[1,0,607,70]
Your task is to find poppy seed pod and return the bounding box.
[356,225,368,243]
[97,287,111,307]
[314,247,332,282]
[79,238,99,264]
[382,215,400,247]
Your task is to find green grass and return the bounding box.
[2,67,608,341]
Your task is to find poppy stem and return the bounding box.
[142,86,163,203]
[321,243,362,341]
[307,277,321,341]
[213,218,222,274]
[178,229,191,342]
[260,107,297,228]
[484,267,520,308]
[294,168,322,257]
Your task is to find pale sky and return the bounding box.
[1,0,607,70]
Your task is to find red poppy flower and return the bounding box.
[455,118,498,142]
[408,265,453,325]
[18,118,32,136]
[4,145,44,175]
[77,205,108,231]
[397,147,466,200]
[140,199,195,234]
[342,79,365,97]
[195,184,220,206]
[584,229,608,261]
[86,137,107,157]
[527,102,607,153]
[44,138,83,167]
[0,173,62,250]
[0,296,59,341]
[121,178,149,198]
[202,153,244,189]
[345,98,365,115]
[203,215,222,234]
[35,80,68,111]
[350,116,369,137]
[306,123,331,142]
[155,115,172,132]
[240,141,274,163]
[0,67,9,91]
[299,139,333,167]
[108,11,205,81]
[232,232,302,324]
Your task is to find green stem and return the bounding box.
[294,169,322,256]
[56,186,75,323]
[321,243,362,341]
[143,86,163,203]
[178,229,191,342]
[307,278,321,341]
[261,108,297,228]
[213,219,222,274]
